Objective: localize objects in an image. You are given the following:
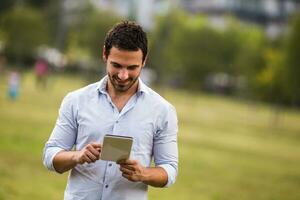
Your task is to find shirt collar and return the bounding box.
[96,76,108,94]
[96,75,149,96]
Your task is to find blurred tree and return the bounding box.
[255,48,285,102]
[149,10,184,85]
[283,12,300,105]
[0,0,53,17]
[238,30,265,75]
[66,9,120,61]
[224,20,267,98]
[150,11,248,89]
[0,0,16,14]
[44,0,60,47]
[25,0,49,8]
[0,7,49,65]
[170,24,224,88]
[23,0,60,47]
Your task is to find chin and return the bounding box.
[109,75,138,92]
[115,85,131,92]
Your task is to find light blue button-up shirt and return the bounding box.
[43,76,178,200]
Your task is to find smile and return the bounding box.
[114,77,131,85]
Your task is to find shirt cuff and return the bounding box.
[157,164,177,188]
[43,146,64,172]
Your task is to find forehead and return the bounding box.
[108,46,143,64]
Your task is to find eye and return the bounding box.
[127,65,138,70]
[112,63,121,68]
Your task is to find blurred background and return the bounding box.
[0,0,300,199]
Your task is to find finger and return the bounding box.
[86,150,97,162]
[83,154,92,163]
[95,147,101,159]
[116,159,127,165]
[120,164,135,171]
[95,147,101,153]
[122,173,132,181]
[117,159,137,165]
[122,159,137,165]
[87,143,101,152]
[87,146,101,158]
[120,167,133,175]
[90,143,102,149]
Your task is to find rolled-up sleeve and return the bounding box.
[43,92,78,172]
[154,104,178,187]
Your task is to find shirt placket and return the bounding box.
[101,93,117,198]
[101,94,139,200]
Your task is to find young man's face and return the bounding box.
[104,46,145,93]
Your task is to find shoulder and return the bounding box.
[63,81,99,104]
[143,86,178,131]
[143,85,176,113]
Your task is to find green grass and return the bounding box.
[1,72,300,200]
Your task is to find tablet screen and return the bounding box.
[100,134,133,162]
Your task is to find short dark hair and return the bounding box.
[104,21,148,62]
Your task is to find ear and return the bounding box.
[142,54,148,67]
[102,46,107,62]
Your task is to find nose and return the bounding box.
[118,68,129,81]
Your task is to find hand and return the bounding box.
[74,143,102,164]
[117,159,148,182]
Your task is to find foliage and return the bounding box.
[0,7,49,64]
[0,3,299,106]
[0,0,50,12]
[149,11,266,91]
[255,48,285,102]
[282,11,300,104]
[0,0,16,14]
[66,9,121,61]
[255,11,300,105]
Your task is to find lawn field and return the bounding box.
[0,72,300,200]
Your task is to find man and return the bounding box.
[43,21,178,200]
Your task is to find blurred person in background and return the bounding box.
[43,21,178,200]
[34,58,49,88]
[7,68,20,101]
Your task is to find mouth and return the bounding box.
[113,77,131,86]
[115,79,130,88]
[109,73,137,92]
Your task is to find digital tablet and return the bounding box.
[100,134,133,162]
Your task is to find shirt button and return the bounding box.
[108,163,112,167]
[116,120,119,123]
[105,184,109,188]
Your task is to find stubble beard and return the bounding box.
[108,73,139,93]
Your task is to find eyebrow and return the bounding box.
[110,61,139,69]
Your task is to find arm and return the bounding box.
[118,159,168,187]
[118,105,178,188]
[152,104,179,187]
[43,93,102,173]
[43,93,78,172]
[53,150,78,174]
[142,167,168,187]
[53,143,102,174]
